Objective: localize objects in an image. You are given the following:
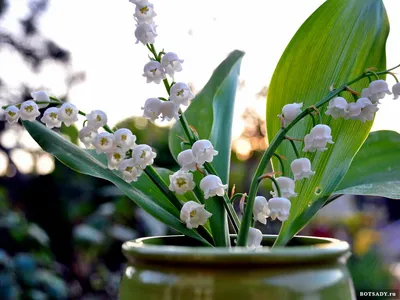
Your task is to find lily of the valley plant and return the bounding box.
[3,0,400,248]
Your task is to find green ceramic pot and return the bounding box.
[119,235,355,300]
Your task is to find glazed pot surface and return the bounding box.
[119,235,355,300]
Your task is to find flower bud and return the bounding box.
[135,23,157,45]
[134,2,157,23]
[200,175,228,199]
[247,227,263,250]
[119,159,143,183]
[93,132,115,154]
[192,139,218,165]
[180,201,212,229]
[86,110,108,129]
[290,158,315,181]
[368,80,391,101]
[280,102,303,127]
[114,128,137,151]
[59,103,79,126]
[159,101,179,121]
[169,170,196,195]
[4,105,20,124]
[253,196,270,225]
[20,100,40,121]
[142,61,166,84]
[142,98,162,122]
[107,148,126,170]
[177,149,198,172]
[40,107,62,129]
[79,126,98,148]
[31,90,50,109]
[392,82,400,100]
[303,124,334,152]
[270,177,297,199]
[268,197,291,222]
[161,52,184,77]
[325,97,348,119]
[133,144,156,169]
[169,82,194,106]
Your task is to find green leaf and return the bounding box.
[266,0,389,245]
[334,130,400,199]
[23,121,211,246]
[169,50,244,246]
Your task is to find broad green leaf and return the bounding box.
[334,130,400,199]
[169,50,244,246]
[266,0,389,246]
[24,121,211,246]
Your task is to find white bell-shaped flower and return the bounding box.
[345,102,362,119]
[192,139,218,165]
[86,110,108,129]
[291,158,315,181]
[133,144,156,169]
[31,90,50,109]
[129,0,147,5]
[247,227,263,250]
[199,175,228,199]
[177,149,198,172]
[159,101,179,121]
[169,170,196,195]
[161,52,184,77]
[135,23,157,45]
[280,102,303,127]
[134,2,157,23]
[59,103,79,126]
[169,82,195,106]
[350,98,378,123]
[253,196,270,225]
[268,197,291,222]
[40,107,62,129]
[392,82,400,100]
[119,159,143,183]
[142,98,162,122]
[20,100,40,121]
[107,148,126,170]
[142,61,166,84]
[180,201,212,229]
[78,126,98,148]
[4,105,20,124]
[368,80,391,101]
[325,97,348,119]
[361,87,379,103]
[93,132,115,154]
[303,124,334,152]
[270,177,297,199]
[114,128,137,151]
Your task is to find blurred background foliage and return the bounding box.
[0,0,399,299]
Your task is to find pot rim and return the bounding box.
[122,234,350,266]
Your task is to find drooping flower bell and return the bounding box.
[192,139,218,165]
[349,98,379,123]
[303,124,334,152]
[159,101,179,121]
[59,103,79,126]
[4,105,20,124]
[325,97,348,119]
[270,177,297,199]
[114,128,137,151]
[177,149,198,172]
[135,23,157,45]
[169,82,195,106]
[280,102,303,127]
[40,107,62,129]
[93,132,115,154]
[200,175,228,199]
[31,90,50,109]
[78,126,98,148]
[161,52,184,77]
[392,82,400,100]
[119,159,143,183]
[132,144,156,169]
[134,2,157,23]
[107,148,126,170]
[142,61,166,84]
[253,196,270,225]
[86,110,108,129]
[180,201,212,229]
[268,197,291,222]
[142,98,162,122]
[20,100,40,121]
[169,170,196,195]
[345,102,362,119]
[247,227,263,250]
[368,80,391,102]
[291,158,315,181]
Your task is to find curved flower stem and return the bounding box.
[388,72,399,83]
[273,153,285,176]
[258,174,281,197]
[230,193,247,203]
[236,65,400,247]
[287,139,300,159]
